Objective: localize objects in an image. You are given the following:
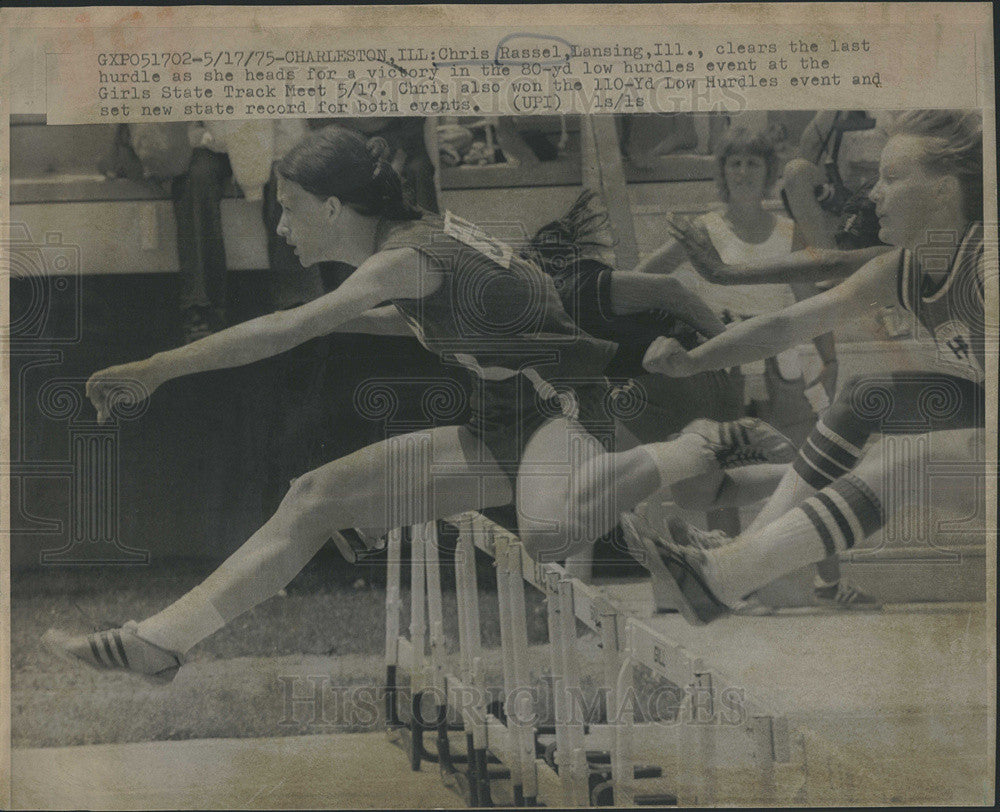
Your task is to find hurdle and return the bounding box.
[383,511,985,806]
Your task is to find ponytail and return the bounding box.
[364,135,423,220]
[277,125,422,221]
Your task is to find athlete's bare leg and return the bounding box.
[515,415,729,563]
[50,426,514,664]
[675,429,984,608]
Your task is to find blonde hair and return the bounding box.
[888,110,983,221]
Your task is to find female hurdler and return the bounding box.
[45,125,792,679]
[633,110,988,624]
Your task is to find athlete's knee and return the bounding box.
[285,469,326,504]
[280,468,351,533]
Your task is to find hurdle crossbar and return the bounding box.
[384,511,890,807]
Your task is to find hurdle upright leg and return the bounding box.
[455,514,492,805]
[689,656,718,805]
[611,629,637,807]
[493,531,525,804]
[385,527,404,731]
[549,574,590,806]
[423,522,457,777]
[595,602,626,806]
[504,538,541,806]
[408,524,429,770]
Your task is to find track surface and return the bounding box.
[635,597,993,805]
[12,732,465,809]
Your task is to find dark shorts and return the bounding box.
[613,369,744,445]
[834,371,986,436]
[461,373,618,486]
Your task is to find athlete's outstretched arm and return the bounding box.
[332,305,416,336]
[643,250,899,376]
[609,271,727,337]
[86,249,439,421]
[666,215,891,285]
[631,238,689,276]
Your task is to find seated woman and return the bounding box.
[635,110,987,624]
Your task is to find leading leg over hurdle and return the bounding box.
[45,110,986,675]
[43,121,795,681]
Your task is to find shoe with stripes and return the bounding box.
[42,621,183,685]
[682,417,796,468]
[620,511,730,625]
[660,517,779,615]
[330,527,387,564]
[665,515,733,550]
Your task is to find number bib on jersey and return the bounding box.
[444,210,513,270]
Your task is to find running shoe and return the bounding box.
[682,417,796,468]
[331,528,387,564]
[620,511,729,625]
[665,515,734,550]
[42,621,183,685]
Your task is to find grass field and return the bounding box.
[12,544,549,749]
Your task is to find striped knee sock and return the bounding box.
[799,474,885,555]
[703,474,884,606]
[792,421,865,490]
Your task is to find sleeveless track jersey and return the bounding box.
[897,221,987,383]
[378,212,618,392]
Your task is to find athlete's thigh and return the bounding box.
[515,414,602,516]
[294,424,514,530]
[517,415,607,484]
[861,427,986,534]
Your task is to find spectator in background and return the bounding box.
[126,121,330,342]
[125,122,230,343]
[171,125,234,342]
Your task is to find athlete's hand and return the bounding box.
[665,214,729,281]
[86,361,160,424]
[643,336,698,377]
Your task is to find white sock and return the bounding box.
[133,513,334,655]
[137,590,226,655]
[643,433,715,491]
[745,466,817,534]
[702,474,883,606]
[701,508,829,606]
